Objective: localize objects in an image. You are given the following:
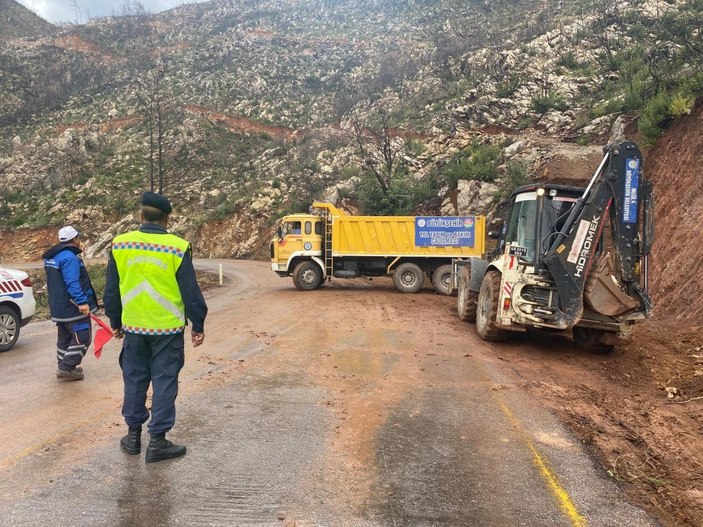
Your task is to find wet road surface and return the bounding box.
[0,260,660,526]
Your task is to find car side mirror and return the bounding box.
[488,230,501,240]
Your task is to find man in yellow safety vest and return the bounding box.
[104,191,208,463]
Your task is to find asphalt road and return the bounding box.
[0,259,660,527]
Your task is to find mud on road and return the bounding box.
[317,274,703,526]
[247,261,703,527]
[0,259,699,527]
[471,321,703,527]
[269,273,703,527]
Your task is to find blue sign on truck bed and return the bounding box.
[415,217,476,247]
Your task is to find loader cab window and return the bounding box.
[506,192,538,262]
[543,195,578,239]
[506,190,579,262]
[487,202,509,259]
[304,221,312,235]
[314,221,322,235]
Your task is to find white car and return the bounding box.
[0,266,36,351]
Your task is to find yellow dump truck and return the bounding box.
[270,202,486,293]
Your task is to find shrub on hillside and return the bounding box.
[639,92,673,142]
[440,142,502,188]
[530,92,569,114]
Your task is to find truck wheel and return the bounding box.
[457,265,478,322]
[572,327,614,354]
[393,263,424,294]
[0,306,20,352]
[292,261,323,291]
[431,264,453,295]
[476,270,507,342]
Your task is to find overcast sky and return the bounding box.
[17,0,207,24]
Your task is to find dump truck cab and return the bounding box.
[270,212,325,286]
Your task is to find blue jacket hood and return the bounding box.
[42,243,81,260]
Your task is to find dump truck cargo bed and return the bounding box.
[324,205,486,258]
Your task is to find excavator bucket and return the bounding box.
[584,254,638,316]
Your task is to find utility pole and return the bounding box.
[69,0,80,24]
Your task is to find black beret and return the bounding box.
[141,191,172,214]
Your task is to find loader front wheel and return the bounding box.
[393,263,424,294]
[572,327,615,354]
[476,270,507,342]
[292,261,323,291]
[431,264,453,295]
[457,265,478,322]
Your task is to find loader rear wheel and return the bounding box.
[292,261,323,291]
[457,265,478,322]
[431,264,453,295]
[393,263,424,294]
[476,270,507,342]
[572,327,615,354]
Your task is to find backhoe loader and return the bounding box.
[453,141,653,351]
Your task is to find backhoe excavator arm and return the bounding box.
[541,141,652,325]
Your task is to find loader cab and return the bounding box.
[503,184,582,265]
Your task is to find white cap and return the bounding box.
[58,226,79,243]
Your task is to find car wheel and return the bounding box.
[0,306,20,352]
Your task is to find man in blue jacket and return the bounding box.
[43,226,98,381]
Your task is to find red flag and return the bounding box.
[89,313,113,359]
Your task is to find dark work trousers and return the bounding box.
[56,319,92,371]
[119,331,185,435]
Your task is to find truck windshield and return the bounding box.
[505,192,577,263]
[282,221,302,235]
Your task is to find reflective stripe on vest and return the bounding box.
[112,231,190,333]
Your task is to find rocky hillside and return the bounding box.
[0,0,701,306]
[0,0,55,40]
[647,97,703,323]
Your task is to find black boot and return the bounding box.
[145,433,186,463]
[120,426,142,455]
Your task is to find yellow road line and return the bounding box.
[497,397,588,527]
[0,407,115,468]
